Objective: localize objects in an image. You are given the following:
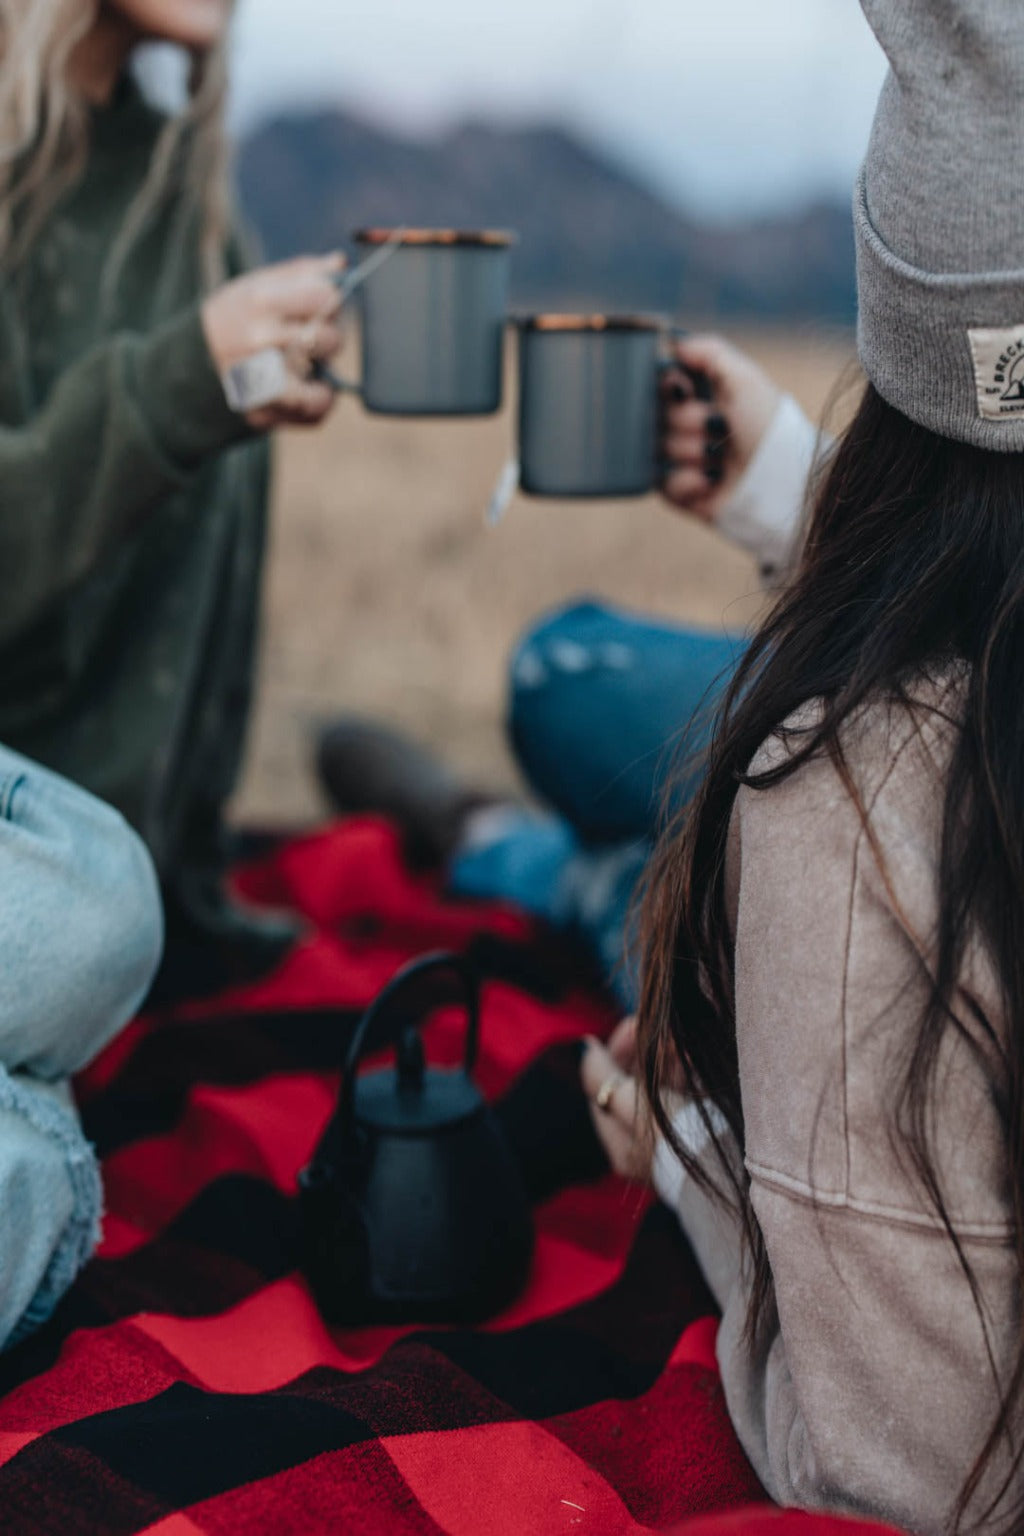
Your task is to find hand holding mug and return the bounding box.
[661,335,782,522]
[201,254,346,430]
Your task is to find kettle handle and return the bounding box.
[332,951,481,1154]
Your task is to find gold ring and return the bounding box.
[595,1071,625,1114]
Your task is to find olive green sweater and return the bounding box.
[0,81,270,876]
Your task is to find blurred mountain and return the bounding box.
[238,111,855,323]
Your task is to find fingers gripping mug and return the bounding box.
[514,314,711,498]
[329,229,517,417]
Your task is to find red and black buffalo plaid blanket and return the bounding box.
[0,819,907,1535]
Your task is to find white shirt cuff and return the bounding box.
[652,1098,730,1213]
[714,393,822,585]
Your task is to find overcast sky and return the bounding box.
[227,0,888,218]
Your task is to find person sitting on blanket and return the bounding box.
[0,0,348,990]
[317,332,807,1012]
[325,1,1024,1529]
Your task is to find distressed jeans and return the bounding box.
[0,746,163,1348]
[449,600,745,1007]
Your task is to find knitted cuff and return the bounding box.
[855,168,1024,452]
[131,303,253,469]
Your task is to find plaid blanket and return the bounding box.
[0,819,907,1536]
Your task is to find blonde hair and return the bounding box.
[0,0,231,306]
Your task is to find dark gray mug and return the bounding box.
[515,314,710,498]
[332,229,516,417]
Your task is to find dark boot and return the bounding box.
[316,716,495,869]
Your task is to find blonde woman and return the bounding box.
[0,0,345,983]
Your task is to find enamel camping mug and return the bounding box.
[332,229,517,417]
[515,314,711,498]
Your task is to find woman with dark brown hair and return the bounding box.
[584,3,1024,1531]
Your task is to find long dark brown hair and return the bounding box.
[639,380,1024,1532]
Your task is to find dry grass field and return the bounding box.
[230,327,860,828]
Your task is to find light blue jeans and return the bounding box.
[450,600,744,1007]
[0,747,163,1347]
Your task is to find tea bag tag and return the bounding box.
[221,347,291,413]
[485,458,520,527]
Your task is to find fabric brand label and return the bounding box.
[968,325,1024,421]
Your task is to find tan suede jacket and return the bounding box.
[655,687,1018,1532]
[652,405,1018,1533]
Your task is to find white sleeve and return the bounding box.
[651,1099,745,1314]
[714,394,826,588]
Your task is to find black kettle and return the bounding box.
[298,952,534,1324]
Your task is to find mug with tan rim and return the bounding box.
[330,228,517,417]
[514,313,712,498]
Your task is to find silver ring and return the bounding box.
[595,1071,626,1114]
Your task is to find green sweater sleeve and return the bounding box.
[0,301,250,648]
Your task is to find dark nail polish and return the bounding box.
[671,383,687,404]
[706,462,725,486]
[706,412,728,439]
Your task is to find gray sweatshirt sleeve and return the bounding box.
[0,303,249,648]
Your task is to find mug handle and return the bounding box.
[683,365,713,403]
[662,324,714,403]
[656,359,713,409]
[657,331,715,487]
[311,361,362,396]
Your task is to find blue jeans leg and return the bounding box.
[0,746,163,1347]
[449,600,746,1006]
[508,598,744,841]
